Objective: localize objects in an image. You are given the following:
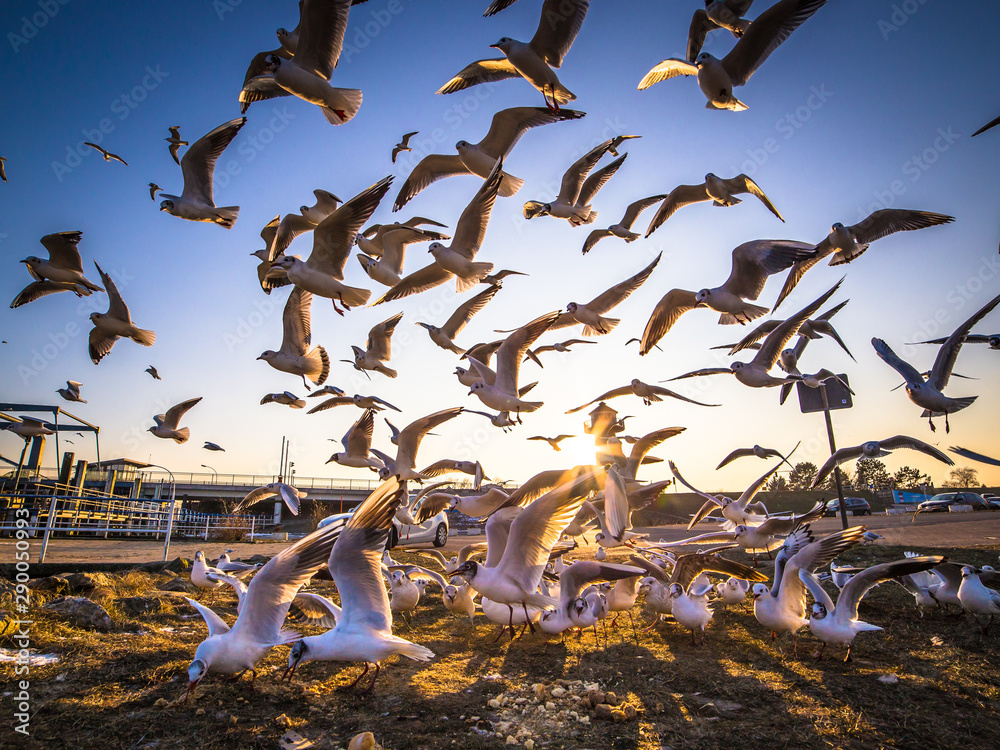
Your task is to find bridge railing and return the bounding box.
[0,491,272,562]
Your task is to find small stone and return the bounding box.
[154,698,170,708]
[347,732,376,750]
[195,708,205,716]
[578,715,590,724]
[611,709,627,723]
[43,597,113,631]
[275,713,292,728]
[587,690,605,708]
[550,687,566,698]
[531,683,546,700]
[119,596,163,616]
[594,704,614,721]
[29,576,70,593]
[623,704,637,720]
[544,702,555,711]
[488,698,502,709]
[505,736,517,746]
[604,691,619,706]
[655,702,665,713]
[524,740,535,750]
[569,711,579,720]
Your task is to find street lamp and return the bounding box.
[200,464,218,483]
[145,463,177,561]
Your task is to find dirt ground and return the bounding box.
[3,527,1000,750]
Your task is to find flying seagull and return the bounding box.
[644,173,783,237]
[812,436,954,488]
[257,287,330,390]
[392,131,418,163]
[149,397,202,444]
[165,126,188,165]
[83,142,128,165]
[88,261,155,364]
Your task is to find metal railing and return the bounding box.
[0,492,272,562]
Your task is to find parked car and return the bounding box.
[824,497,871,517]
[317,506,449,549]
[982,493,1000,509]
[915,492,989,513]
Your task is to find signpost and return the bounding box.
[798,375,853,530]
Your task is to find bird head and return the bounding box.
[195,551,205,561]
[468,381,485,396]
[416,322,436,333]
[427,241,445,255]
[264,54,282,72]
[565,302,578,314]
[453,560,478,580]
[378,466,391,481]
[704,172,717,181]
[695,288,711,303]
[730,362,744,373]
[751,583,768,600]
[147,426,156,434]
[961,566,977,578]
[695,52,713,67]
[594,531,607,545]
[490,37,513,51]
[831,222,845,232]
[861,441,881,456]
[990,335,1000,349]
[572,596,588,617]
[20,256,40,267]
[444,585,457,603]
[667,583,684,599]
[733,524,748,539]
[811,602,828,619]
[186,659,208,699]
[159,199,174,213]
[522,200,550,220]
[283,640,309,681]
[272,256,295,270]
[257,350,276,361]
[455,140,471,150]
[326,453,342,465]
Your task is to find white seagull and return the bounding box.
[148,397,201,444]
[232,482,305,516]
[346,312,403,378]
[522,139,624,225]
[159,117,246,228]
[326,408,384,471]
[812,436,953,488]
[582,194,667,255]
[644,173,784,237]
[257,287,330,390]
[56,381,86,404]
[87,261,155,364]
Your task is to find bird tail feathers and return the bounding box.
[456,263,494,292]
[389,636,434,662]
[322,88,363,125]
[214,207,240,229]
[582,316,618,336]
[306,345,330,385]
[498,172,524,197]
[718,303,768,325]
[172,427,190,444]
[339,284,371,308]
[131,328,156,347]
[829,244,870,266]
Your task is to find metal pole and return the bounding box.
[820,384,850,530]
[162,480,177,561]
[53,409,60,483]
[38,494,60,563]
[12,439,29,492]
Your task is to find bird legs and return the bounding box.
[226,668,257,691]
[338,662,382,694]
[813,643,826,661]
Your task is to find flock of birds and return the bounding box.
[179,469,1000,700]
[3,0,1000,713]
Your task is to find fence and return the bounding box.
[0,491,273,562]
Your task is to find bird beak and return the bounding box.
[159,205,169,212]
[467,388,475,396]
[256,355,265,360]
[185,679,201,701]
[18,259,28,264]
[489,42,500,49]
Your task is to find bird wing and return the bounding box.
[279,287,313,357]
[723,174,784,221]
[393,154,471,211]
[637,58,698,90]
[671,553,767,589]
[563,385,634,413]
[779,526,866,615]
[229,518,347,644]
[577,153,627,207]
[846,209,954,246]
[443,284,501,339]
[325,478,405,633]
[717,448,755,469]
[396,407,464,472]
[185,598,231,637]
[179,118,246,206]
[668,367,732,381]
[687,9,714,62]
[644,183,711,236]
[639,289,700,354]
[670,460,725,510]
[287,592,341,629]
[871,337,925,388]
[308,177,393,278]
[345,408,376,455]
[479,107,583,158]
[836,556,946,623]
[292,0,351,79]
[753,279,841,370]
[436,58,522,95]
[92,262,130,322]
[797,569,836,612]
[559,561,647,608]
[948,447,1000,467]
[529,0,590,68]
[40,231,85,273]
[620,194,668,230]
[495,469,596,594]
[451,159,504,257]
[583,253,660,314]
[812,446,864,487]
[88,326,121,365]
[232,486,277,515]
[545,138,606,204]
[162,397,202,430]
[306,396,352,414]
[722,239,816,301]
[366,312,403,360]
[722,0,828,87]
[808,319,854,360]
[494,310,561,396]
[581,229,613,255]
[484,506,519,568]
[379,228,449,276]
[240,48,292,111]
[602,468,632,538]
[10,281,78,308]
[627,428,686,474]
[734,462,783,509]
[879,435,954,466]
[372,263,453,305]
[929,291,1000,391]
[270,214,315,261]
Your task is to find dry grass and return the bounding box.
[4,543,1000,750]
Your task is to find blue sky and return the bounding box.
[1,0,999,491]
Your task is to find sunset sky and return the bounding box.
[1,0,999,492]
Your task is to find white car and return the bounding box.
[317,507,449,549]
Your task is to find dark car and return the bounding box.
[915,492,989,514]
[824,497,871,517]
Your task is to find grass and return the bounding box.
[4,543,1000,750]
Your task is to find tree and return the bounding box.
[943,466,979,488]
[766,474,788,492]
[788,462,818,490]
[854,458,892,490]
[892,465,931,489]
